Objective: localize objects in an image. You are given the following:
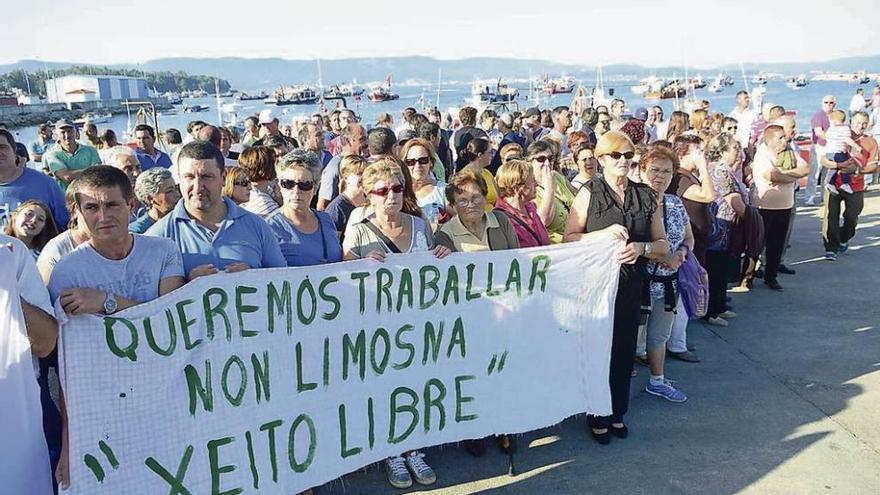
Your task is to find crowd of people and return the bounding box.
[2,85,879,493]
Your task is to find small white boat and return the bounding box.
[74,111,112,125]
[786,74,808,90]
[707,79,723,93]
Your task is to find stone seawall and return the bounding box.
[1,98,171,129]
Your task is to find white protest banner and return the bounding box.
[59,236,622,494]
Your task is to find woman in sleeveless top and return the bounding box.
[564,131,669,444]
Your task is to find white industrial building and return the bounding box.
[44,75,150,104]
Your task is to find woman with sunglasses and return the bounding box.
[222,166,252,205]
[400,138,449,229]
[458,137,498,210]
[341,158,447,489]
[527,140,576,244]
[564,130,669,445]
[264,149,342,267]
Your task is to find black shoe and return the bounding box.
[754,268,764,279]
[778,264,796,275]
[635,354,650,367]
[464,438,488,457]
[687,343,697,352]
[765,279,784,291]
[590,428,611,445]
[610,424,629,439]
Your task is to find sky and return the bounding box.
[4,0,878,68]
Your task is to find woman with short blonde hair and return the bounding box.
[493,160,550,247]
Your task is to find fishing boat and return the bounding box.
[852,70,871,84]
[786,74,808,90]
[630,76,663,94]
[472,78,519,103]
[751,72,769,85]
[183,104,209,113]
[73,111,112,125]
[324,82,365,98]
[644,80,686,100]
[688,75,707,90]
[270,85,320,106]
[368,75,399,102]
[237,91,268,101]
[541,76,575,94]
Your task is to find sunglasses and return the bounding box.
[599,120,611,126]
[234,181,250,188]
[370,184,405,197]
[405,156,431,166]
[823,101,835,105]
[279,179,315,191]
[605,151,635,160]
[532,155,552,163]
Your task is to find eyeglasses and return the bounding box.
[725,125,738,131]
[823,101,835,105]
[532,155,551,163]
[370,184,405,197]
[604,151,635,160]
[455,196,484,207]
[405,156,431,166]
[279,179,315,191]
[233,181,250,188]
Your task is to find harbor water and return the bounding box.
[7,79,876,151]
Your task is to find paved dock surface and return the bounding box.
[319,189,880,495]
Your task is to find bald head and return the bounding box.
[772,115,796,139]
[197,125,221,147]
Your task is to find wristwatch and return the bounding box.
[103,292,118,315]
[644,242,653,257]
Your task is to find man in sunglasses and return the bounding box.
[146,141,285,280]
[805,95,837,206]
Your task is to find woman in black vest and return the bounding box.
[564,131,669,444]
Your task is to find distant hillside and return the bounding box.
[2,55,877,92]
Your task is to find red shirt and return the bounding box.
[835,132,878,193]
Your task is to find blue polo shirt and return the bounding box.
[136,148,173,170]
[0,168,69,229]
[28,138,55,158]
[144,197,286,275]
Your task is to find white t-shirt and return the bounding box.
[729,107,757,149]
[0,234,54,495]
[849,94,866,113]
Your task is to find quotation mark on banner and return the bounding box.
[84,440,120,483]
[487,350,509,375]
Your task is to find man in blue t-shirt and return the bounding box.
[134,124,173,171]
[0,130,69,229]
[28,123,56,165]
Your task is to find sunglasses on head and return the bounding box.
[279,179,315,191]
[605,151,635,160]
[370,184,405,197]
[405,156,431,166]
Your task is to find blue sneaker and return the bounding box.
[839,243,849,254]
[646,381,688,402]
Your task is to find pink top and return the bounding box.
[494,197,551,248]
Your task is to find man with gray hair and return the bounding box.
[129,167,180,234]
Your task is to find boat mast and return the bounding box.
[215,77,222,126]
[436,68,441,109]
